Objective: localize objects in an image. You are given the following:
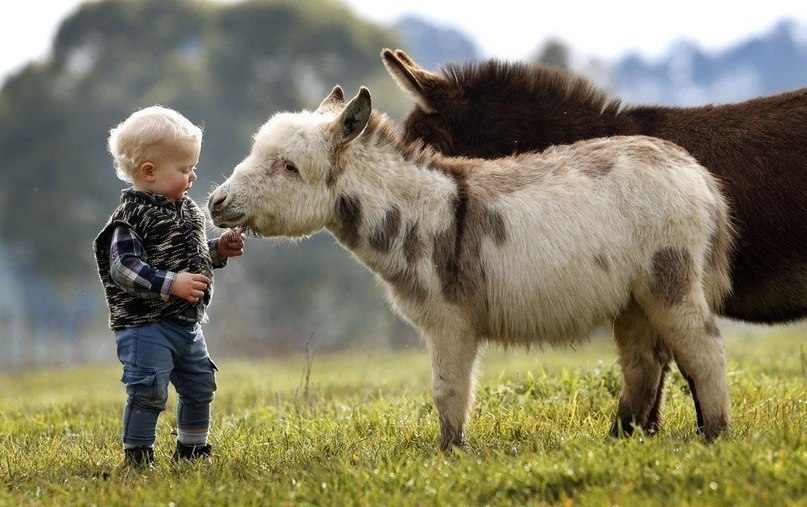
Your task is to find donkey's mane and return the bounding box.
[364,111,453,169]
[442,59,624,115]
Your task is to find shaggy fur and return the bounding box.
[208,86,735,448]
[381,48,807,324]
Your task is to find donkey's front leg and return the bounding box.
[426,330,479,450]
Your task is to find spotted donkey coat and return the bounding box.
[208,86,736,449]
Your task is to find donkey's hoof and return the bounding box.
[609,418,638,439]
[439,431,465,451]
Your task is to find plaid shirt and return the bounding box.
[108,205,224,301]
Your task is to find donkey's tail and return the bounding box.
[703,176,737,312]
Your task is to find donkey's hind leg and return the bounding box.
[634,253,730,441]
[611,298,671,437]
[648,307,727,440]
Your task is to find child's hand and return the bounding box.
[218,228,245,259]
[170,272,210,304]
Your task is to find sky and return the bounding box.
[2,0,806,83]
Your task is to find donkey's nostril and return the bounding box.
[210,193,227,208]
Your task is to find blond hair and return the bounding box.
[107,105,203,183]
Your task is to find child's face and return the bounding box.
[139,138,201,202]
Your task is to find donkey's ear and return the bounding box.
[333,87,371,145]
[393,49,417,67]
[316,85,345,113]
[381,48,444,113]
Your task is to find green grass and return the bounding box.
[1,327,805,506]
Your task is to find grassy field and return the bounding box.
[1,326,805,506]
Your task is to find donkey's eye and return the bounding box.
[284,162,299,173]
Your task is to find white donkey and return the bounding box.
[208,86,735,449]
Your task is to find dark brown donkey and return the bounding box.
[382,48,807,436]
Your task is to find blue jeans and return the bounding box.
[115,320,217,448]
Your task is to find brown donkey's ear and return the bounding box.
[333,87,371,145]
[316,85,345,113]
[380,48,444,113]
[393,49,418,67]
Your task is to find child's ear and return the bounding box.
[139,162,156,181]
